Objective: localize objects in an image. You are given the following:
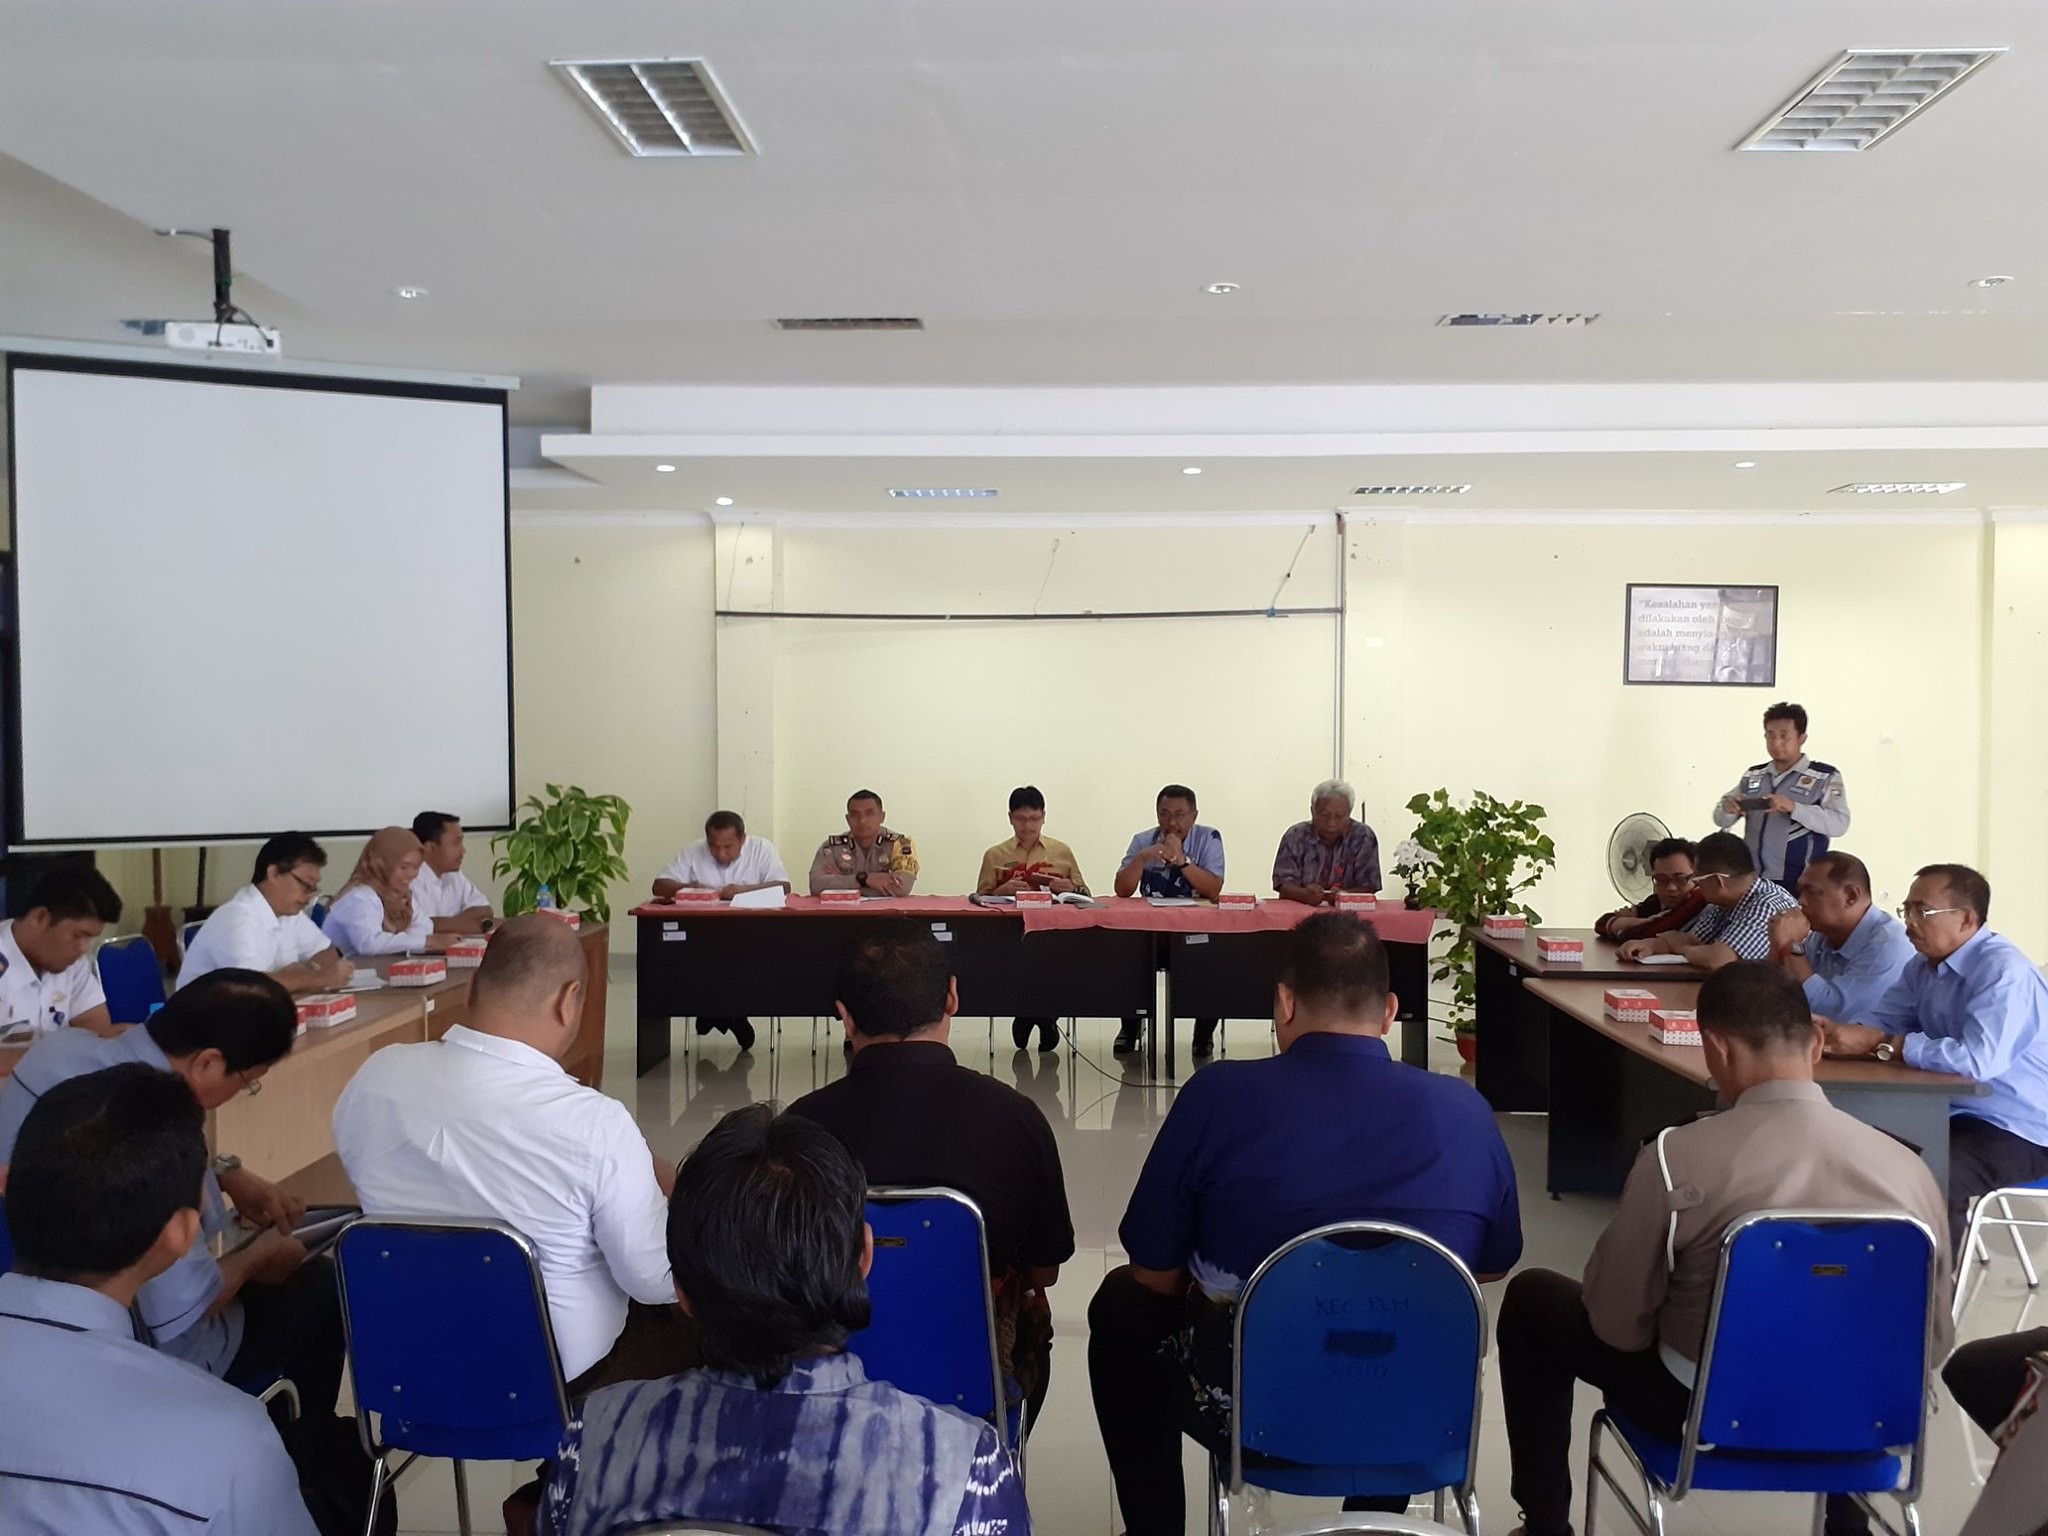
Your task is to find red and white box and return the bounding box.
[537,907,581,929]
[818,888,862,905]
[1335,891,1378,914]
[1602,987,1660,1023]
[445,936,490,969]
[1013,889,1054,906]
[1217,891,1257,910]
[1535,934,1585,964]
[389,957,448,988]
[296,992,357,1030]
[1648,1008,1701,1047]
[1483,913,1528,938]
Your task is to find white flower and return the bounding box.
[1391,838,1440,873]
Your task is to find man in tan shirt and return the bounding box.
[1495,962,1951,1536]
[977,785,1089,1054]
[806,790,919,896]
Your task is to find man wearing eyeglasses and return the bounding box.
[1820,864,2048,1247]
[1617,831,1796,968]
[1594,838,1703,942]
[1711,700,1851,885]
[177,831,352,995]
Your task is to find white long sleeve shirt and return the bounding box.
[176,884,331,989]
[323,884,434,958]
[414,863,492,920]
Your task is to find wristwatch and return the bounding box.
[212,1153,242,1178]
[854,871,869,889]
[1873,1037,1900,1063]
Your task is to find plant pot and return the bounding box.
[1404,894,1423,911]
[1455,1034,1477,1066]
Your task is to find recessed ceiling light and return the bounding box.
[1971,275,2015,288]
[394,286,429,300]
[886,488,998,499]
[1203,282,1240,295]
[1832,481,1968,495]
[1182,466,1203,476]
[714,496,734,506]
[1734,461,1758,469]
[654,464,677,473]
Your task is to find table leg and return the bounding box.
[637,990,672,1076]
[1476,943,1547,1111]
[1546,999,1713,1197]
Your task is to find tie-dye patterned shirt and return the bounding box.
[540,1352,1030,1536]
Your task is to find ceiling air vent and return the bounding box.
[776,317,926,332]
[887,488,997,499]
[552,59,753,157]
[1352,484,1472,496]
[1436,314,1599,328]
[1738,49,2005,152]
[1831,481,1968,495]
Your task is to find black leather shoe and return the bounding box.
[1112,1029,1142,1055]
[1012,1017,1033,1049]
[1191,1020,1217,1059]
[732,1018,757,1052]
[693,1017,712,1036]
[1037,1021,1060,1054]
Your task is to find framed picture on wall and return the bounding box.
[1624,584,1778,686]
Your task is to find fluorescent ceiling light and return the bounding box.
[1351,484,1473,496]
[886,488,998,499]
[1831,481,1967,494]
[1437,314,1598,328]
[1182,466,1203,475]
[714,496,734,506]
[654,463,677,473]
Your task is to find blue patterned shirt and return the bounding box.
[1122,824,1225,898]
[540,1353,1030,1536]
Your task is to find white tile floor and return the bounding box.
[386,976,2034,1535]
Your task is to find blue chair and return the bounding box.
[849,1187,1022,1465]
[0,1196,12,1277]
[1212,1222,1486,1536]
[1954,1174,2048,1325]
[309,896,330,930]
[1587,1210,1938,1536]
[335,1216,571,1536]
[96,935,167,1024]
[179,919,205,958]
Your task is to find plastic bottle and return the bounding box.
[535,884,555,910]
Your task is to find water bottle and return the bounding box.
[535,883,555,911]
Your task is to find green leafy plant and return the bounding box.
[1400,789,1557,1033]
[491,784,632,922]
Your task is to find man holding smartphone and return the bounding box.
[1711,700,1850,884]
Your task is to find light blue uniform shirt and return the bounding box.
[1868,928,2048,1146]
[0,1273,317,1535]
[1802,904,1916,1024]
[1122,823,1226,899]
[0,1026,245,1372]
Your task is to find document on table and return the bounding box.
[1146,897,1199,907]
[1633,953,1691,966]
[731,885,787,910]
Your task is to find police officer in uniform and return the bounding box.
[1711,700,1849,885]
[808,789,920,896]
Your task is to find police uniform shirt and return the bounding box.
[807,830,920,895]
[1711,752,1851,884]
[413,862,492,921]
[0,1272,318,1535]
[1582,1079,1952,1386]
[659,836,791,891]
[176,883,330,989]
[0,917,105,1038]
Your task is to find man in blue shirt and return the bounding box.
[1112,783,1227,1056]
[1767,850,1915,1025]
[0,1063,320,1534]
[0,969,346,1418]
[1824,863,2048,1246]
[542,1105,1030,1536]
[1087,912,1523,1536]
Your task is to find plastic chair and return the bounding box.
[1211,1222,1487,1536]
[310,896,330,930]
[96,934,166,1024]
[849,1187,1022,1465]
[1587,1209,1938,1536]
[335,1216,572,1536]
[1953,1175,2048,1325]
[178,919,204,958]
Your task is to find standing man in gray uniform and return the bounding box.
[1712,700,1849,885]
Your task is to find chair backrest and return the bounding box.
[848,1187,1005,1423]
[308,897,330,930]
[0,1196,13,1277]
[96,935,167,1024]
[179,920,204,957]
[1230,1221,1486,1495]
[1688,1210,1936,1467]
[334,1216,570,1462]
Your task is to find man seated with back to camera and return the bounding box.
[539,1105,1032,1536]
[1088,911,1523,1536]
[790,923,1075,1426]
[1617,829,1796,968]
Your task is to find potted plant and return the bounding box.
[491,784,633,923]
[1399,789,1557,1064]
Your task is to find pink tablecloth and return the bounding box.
[631,894,1438,944]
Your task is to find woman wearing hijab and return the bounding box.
[322,827,454,958]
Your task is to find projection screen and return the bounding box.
[5,355,512,844]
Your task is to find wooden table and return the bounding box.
[1472,926,1705,1112]
[1526,976,1981,1197]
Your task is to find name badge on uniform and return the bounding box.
[1794,773,1817,793]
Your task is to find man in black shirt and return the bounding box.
[788,922,1075,1422]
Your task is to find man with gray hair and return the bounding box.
[1272,779,1382,906]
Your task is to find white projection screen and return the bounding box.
[5,356,512,844]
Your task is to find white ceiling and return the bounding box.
[6,0,2048,424]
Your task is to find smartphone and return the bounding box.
[1735,795,1773,812]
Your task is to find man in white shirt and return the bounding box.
[411,811,495,933]
[652,811,791,1051]
[177,833,351,995]
[333,914,693,1393]
[0,866,122,1039]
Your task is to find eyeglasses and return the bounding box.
[1896,903,1962,923]
[1688,873,1733,888]
[285,869,321,897]
[234,1069,263,1097]
[1650,873,1694,888]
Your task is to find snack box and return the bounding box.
[1602,987,1660,1022]
[1648,1008,1701,1047]
[1535,934,1585,963]
[818,888,862,904]
[668,889,721,904]
[1013,889,1054,906]
[1217,891,1257,910]
[389,957,448,987]
[1483,913,1528,937]
[296,992,357,1030]
[537,907,582,929]
[1334,891,1378,913]
[445,936,490,969]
